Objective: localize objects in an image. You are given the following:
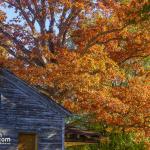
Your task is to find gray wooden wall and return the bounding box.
[0,75,65,150]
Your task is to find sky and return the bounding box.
[0,6,59,34]
[0,6,17,22]
[0,5,41,32]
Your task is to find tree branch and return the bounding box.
[81,25,129,55]
[0,42,32,64]
[0,25,30,55]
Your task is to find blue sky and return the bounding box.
[1,6,58,33]
[0,6,17,22]
[0,6,42,32]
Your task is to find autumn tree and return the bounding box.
[0,0,150,137]
[1,0,103,66]
[0,0,149,65]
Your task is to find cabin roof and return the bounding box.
[0,68,72,117]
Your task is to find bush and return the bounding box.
[66,132,147,150]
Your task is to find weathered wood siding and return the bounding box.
[0,75,65,150]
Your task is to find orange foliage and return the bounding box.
[0,0,150,137]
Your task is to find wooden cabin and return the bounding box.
[0,68,71,150]
[65,126,102,147]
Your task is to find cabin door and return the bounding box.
[18,133,37,150]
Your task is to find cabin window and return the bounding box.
[18,133,38,150]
